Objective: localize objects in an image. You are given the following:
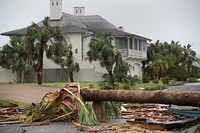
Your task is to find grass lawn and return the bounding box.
[42,82,99,89]
[0,100,30,107]
[42,82,168,90]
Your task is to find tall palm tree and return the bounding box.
[182,44,196,76]
[26,17,67,85]
[151,53,169,79]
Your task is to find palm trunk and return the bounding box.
[69,72,74,82]
[81,89,200,107]
[37,44,44,85]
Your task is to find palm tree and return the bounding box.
[87,33,115,80]
[0,36,31,83]
[151,53,169,79]
[50,44,80,82]
[87,33,130,83]
[182,44,196,76]
[26,17,67,85]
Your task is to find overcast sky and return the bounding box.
[0,0,200,55]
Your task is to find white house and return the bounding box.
[1,0,151,82]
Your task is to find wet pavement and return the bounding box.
[163,82,200,93]
[0,119,127,133]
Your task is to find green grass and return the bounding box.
[42,82,167,90]
[133,83,168,90]
[42,82,100,89]
[0,100,30,107]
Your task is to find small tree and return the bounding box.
[87,33,129,84]
[49,44,80,82]
[0,36,31,83]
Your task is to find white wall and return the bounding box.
[125,59,142,78]
[0,68,16,83]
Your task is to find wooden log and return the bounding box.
[81,89,200,107]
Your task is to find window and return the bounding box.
[139,40,142,51]
[76,9,78,13]
[134,39,138,50]
[143,41,147,51]
[133,66,135,71]
[52,2,54,6]
[115,37,128,49]
[80,9,81,13]
[56,2,58,6]
[129,38,133,49]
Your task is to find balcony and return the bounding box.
[119,49,147,60]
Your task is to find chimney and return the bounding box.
[50,0,62,20]
[74,7,85,16]
[119,26,124,31]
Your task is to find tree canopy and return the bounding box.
[144,40,197,80]
[87,33,129,83]
[0,36,31,83]
[26,17,67,84]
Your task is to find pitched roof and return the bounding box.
[1,12,151,41]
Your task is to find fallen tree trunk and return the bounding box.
[81,89,200,107]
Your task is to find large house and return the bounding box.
[1,0,151,82]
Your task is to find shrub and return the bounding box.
[162,76,169,84]
[98,81,119,90]
[122,75,141,90]
[188,78,197,83]
[153,78,159,84]
[143,76,150,83]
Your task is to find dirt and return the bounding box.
[0,84,61,103]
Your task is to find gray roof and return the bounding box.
[1,12,151,41]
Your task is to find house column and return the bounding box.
[127,37,129,56]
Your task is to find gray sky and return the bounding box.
[0,0,200,54]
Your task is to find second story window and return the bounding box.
[129,38,133,49]
[139,40,142,51]
[115,37,128,49]
[134,39,138,50]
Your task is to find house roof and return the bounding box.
[1,12,151,41]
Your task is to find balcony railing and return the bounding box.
[119,49,147,59]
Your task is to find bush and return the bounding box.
[143,76,150,83]
[122,75,141,90]
[162,76,169,84]
[188,78,197,83]
[153,78,159,84]
[98,81,119,90]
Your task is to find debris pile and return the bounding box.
[0,104,28,125]
[121,104,200,131]
[20,83,98,126]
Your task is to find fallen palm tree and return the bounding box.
[81,89,200,107]
[20,83,98,126]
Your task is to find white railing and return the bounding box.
[119,49,147,59]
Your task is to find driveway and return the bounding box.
[0,84,61,103]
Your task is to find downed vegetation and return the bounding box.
[0,83,200,132]
[20,83,98,126]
